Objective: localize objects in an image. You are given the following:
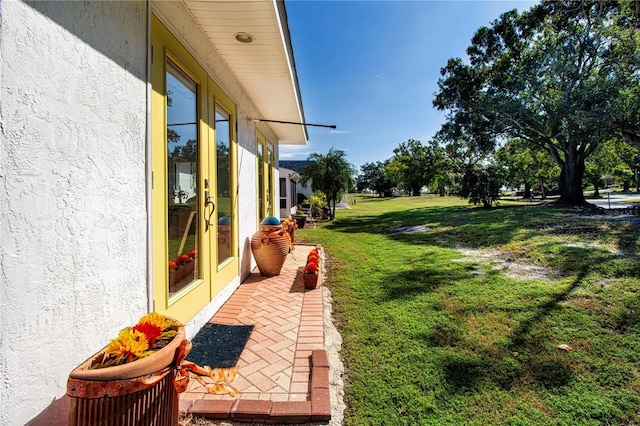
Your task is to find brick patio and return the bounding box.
[179,244,331,423]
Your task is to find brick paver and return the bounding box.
[180,244,331,423]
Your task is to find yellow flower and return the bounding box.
[106,328,149,364]
[138,312,171,330]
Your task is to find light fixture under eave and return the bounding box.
[249,117,336,129]
[234,32,254,43]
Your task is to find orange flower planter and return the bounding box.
[303,247,322,289]
[303,271,320,289]
[67,326,186,426]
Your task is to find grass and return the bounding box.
[295,194,640,426]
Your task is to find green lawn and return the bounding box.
[296,194,640,426]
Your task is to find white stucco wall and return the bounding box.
[1,2,286,424]
[0,2,148,425]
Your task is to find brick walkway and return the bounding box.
[179,244,331,423]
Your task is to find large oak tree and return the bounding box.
[434,0,639,205]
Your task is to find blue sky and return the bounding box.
[280,0,538,170]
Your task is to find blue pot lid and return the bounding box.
[261,215,281,226]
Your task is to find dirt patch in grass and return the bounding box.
[388,224,431,233]
[454,245,554,281]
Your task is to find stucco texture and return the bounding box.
[0,2,148,424]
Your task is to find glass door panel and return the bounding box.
[267,148,273,216]
[166,60,199,297]
[215,106,232,265]
[257,143,264,220]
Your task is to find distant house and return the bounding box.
[279,160,350,212]
[280,160,316,206]
[278,166,301,219]
[0,2,308,424]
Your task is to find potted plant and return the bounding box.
[281,217,298,243]
[67,313,238,426]
[293,211,307,229]
[303,247,322,289]
[67,313,186,425]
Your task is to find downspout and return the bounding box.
[145,0,154,313]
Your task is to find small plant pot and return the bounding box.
[303,272,320,289]
[294,216,306,229]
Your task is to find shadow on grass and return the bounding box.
[379,248,591,393]
[326,204,549,248]
[381,262,471,300]
[443,270,587,393]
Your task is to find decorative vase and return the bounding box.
[251,217,290,277]
[67,325,186,426]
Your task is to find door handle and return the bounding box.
[204,190,215,229]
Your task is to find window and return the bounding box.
[280,178,287,209]
[256,133,275,220]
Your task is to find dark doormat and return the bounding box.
[186,323,254,368]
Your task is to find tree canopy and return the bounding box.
[387,139,448,196]
[433,0,640,205]
[357,161,394,196]
[300,148,356,219]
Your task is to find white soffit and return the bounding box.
[183,0,308,145]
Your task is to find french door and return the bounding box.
[151,16,238,323]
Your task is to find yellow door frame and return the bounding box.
[151,15,238,323]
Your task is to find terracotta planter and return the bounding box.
[251,225,290,276]
[303,272,320,289]
[67,326,186,426]
[218,224,231,263]
[182,258,195,279]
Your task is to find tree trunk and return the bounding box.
[330,197,336,220]
[523,182,532,199]
[621,128,640,151]
[537,177,547,200]
[558,154,586,205]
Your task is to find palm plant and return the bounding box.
[299,148,355,219]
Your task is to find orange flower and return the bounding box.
[305,260,318,274]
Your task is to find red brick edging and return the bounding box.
[181,349,331,423]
